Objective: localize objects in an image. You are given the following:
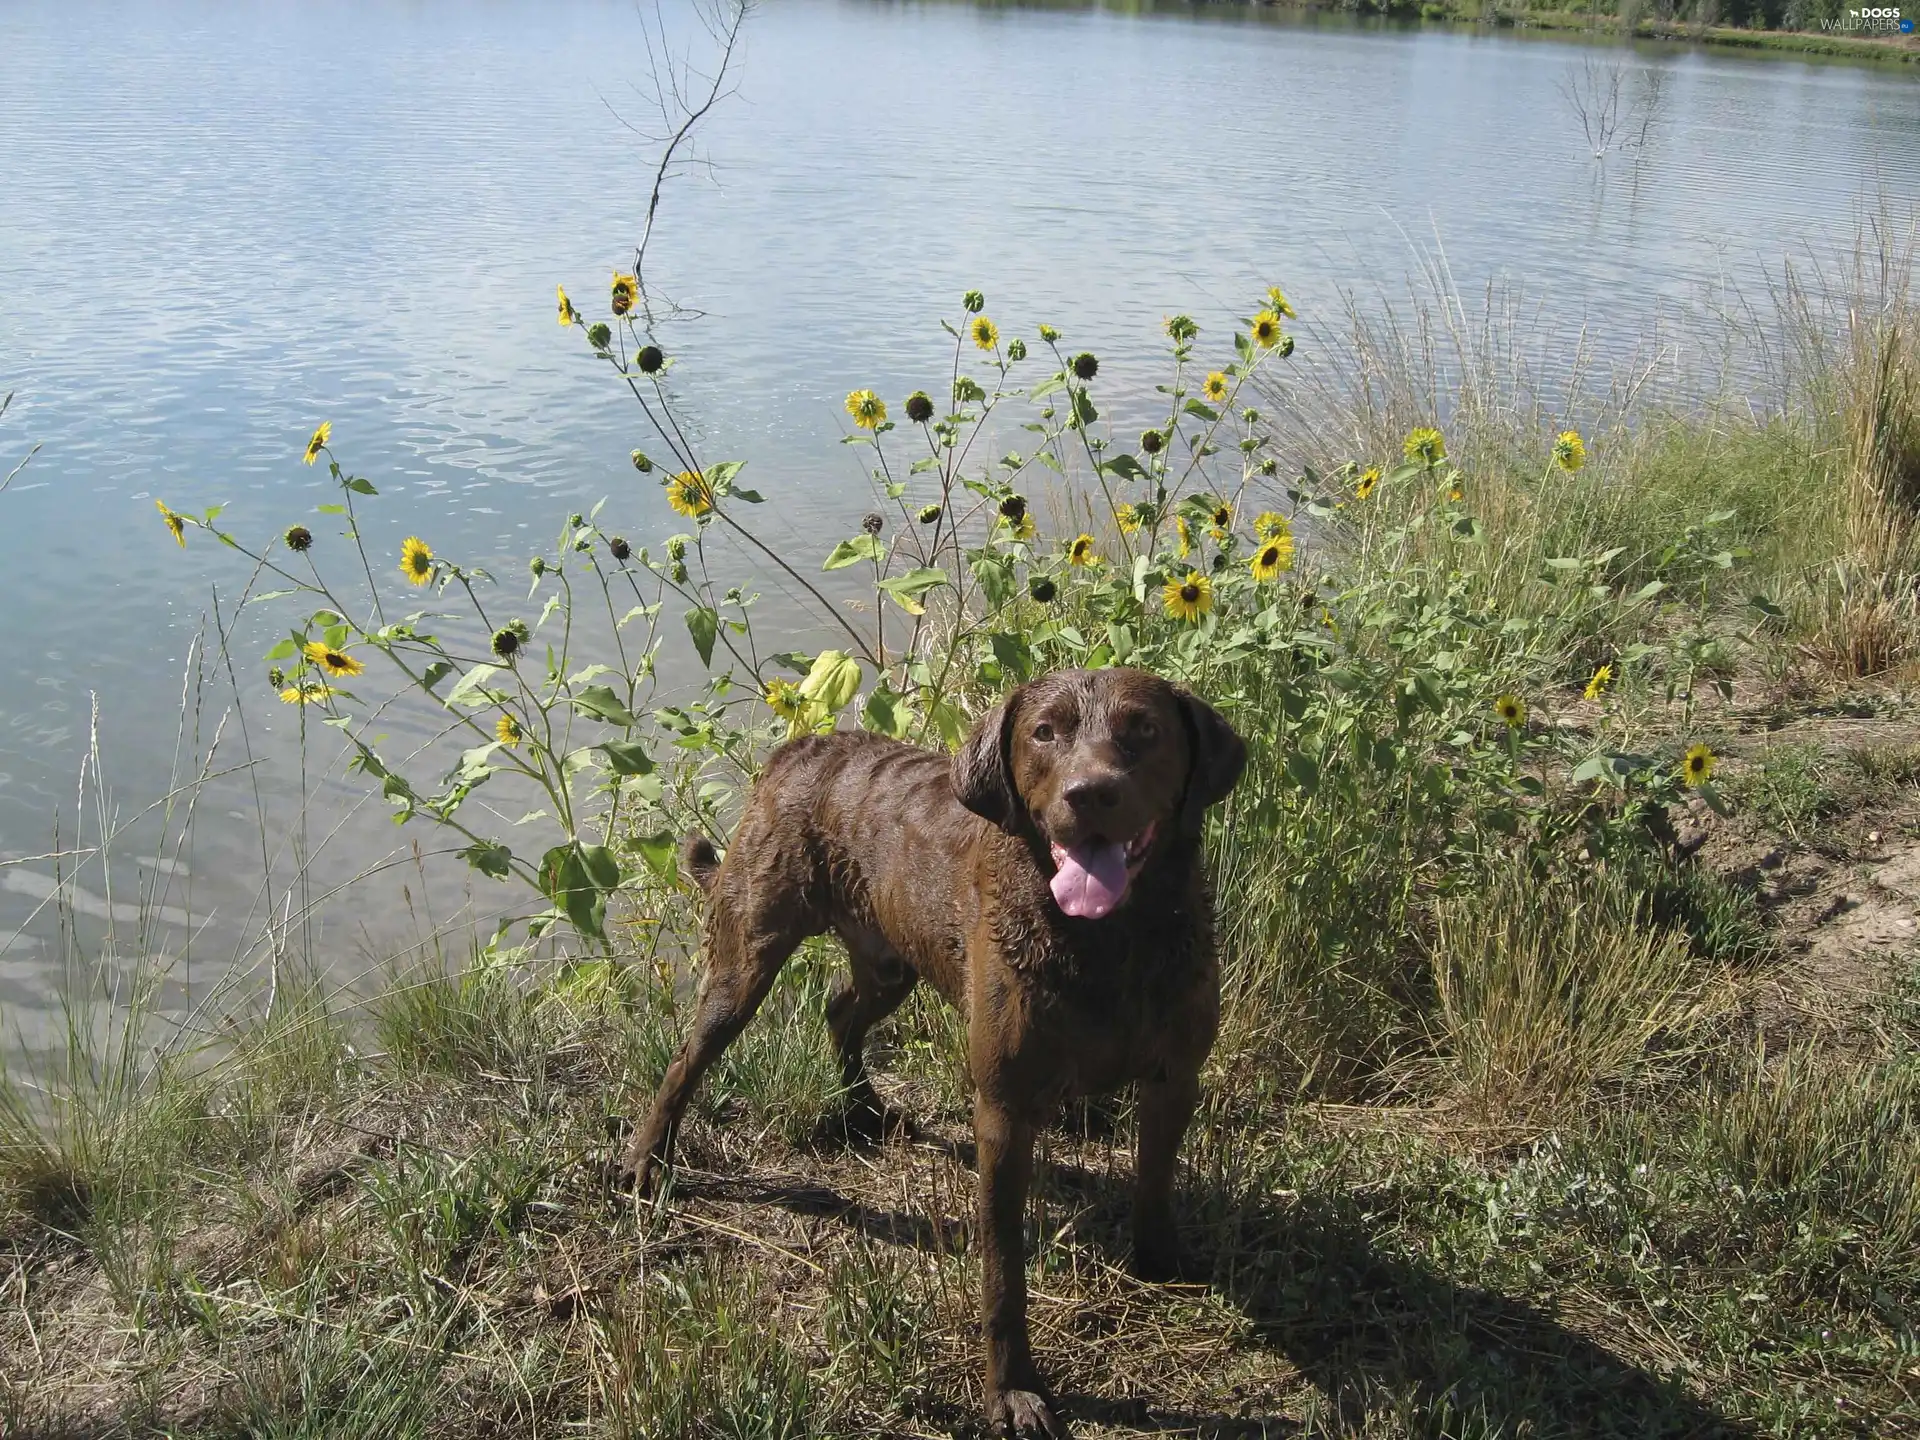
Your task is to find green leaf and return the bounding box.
[446,663,507,708]
[420,660,455,692]
[990,631,1035,682]
[862,685,912,739]
[570,685,641,727]
[823,533,886,570]
[538,842,623,942]
[928,696,969,748]
[685,606,718,667]
[1029,375,1066,402]
[730,488,765,503]
[635,830,679,880]
[1183,400,1219,422]
[344,476,378,495]
[596,740,655,776]
[798,650,862,714]
[875,567,949,616]
[459,842,513,880]
[1284,752,1320,794]
[1101,453,1146,481]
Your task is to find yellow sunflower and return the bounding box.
[1162,570,1213,623]
[1403,427,1447,466]
[1355,467,1380,501]
[764,679,804,723]
[496,713,523,748]
[1068,533,1097,567]
[1249,534,1294,581]
[1208,501,1233,540]
[557,285,577,326]
[303,641,364,678]
[1203,372,1229,404]
[611,272,638,316]
[1115,503,1142,534]
[667,470,714,518]
[1494,694,1526,728]
[1683,743,1716,787]
[1250,310,1285,348]
[1447,479,1465,503]
[156,500,186,547]
[1175,514,1192,557]
[1584,664,1613,701]
[845,389,887,430]
[399,536,434,586]
[1255,510,1290,541]
[971,316,999,351]
[278,683,336,705]
[1265,285,1296,319]
[1554,429,1587,472]
[303,421,331,466]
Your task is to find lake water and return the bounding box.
[1,0,1916,1046]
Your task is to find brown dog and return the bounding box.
[623,667,1246,1437]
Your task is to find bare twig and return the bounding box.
[1558,57,1624,159]
[603,0,753,324]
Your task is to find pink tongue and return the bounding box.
[1050,839,1130,919]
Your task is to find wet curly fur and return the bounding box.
[621,667,1245,1438]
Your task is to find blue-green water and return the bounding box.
[1,0,1916,1035]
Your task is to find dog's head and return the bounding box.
[952,668,1246,920]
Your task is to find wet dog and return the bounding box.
[623,667,1246,1437]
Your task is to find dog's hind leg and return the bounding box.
[622,862,818,1196]
[825,922,918,1141]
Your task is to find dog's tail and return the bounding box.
[680,831,723,893]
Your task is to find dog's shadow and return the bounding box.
[725,1134,1748,1438]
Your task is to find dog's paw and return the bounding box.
[826,1097,919,1150]
[990,1388,1070,1439]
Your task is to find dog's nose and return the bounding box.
[1062,775,1120,813]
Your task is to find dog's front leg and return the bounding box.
[976,1095,1068,1439]
[1133,1069,1200,1282]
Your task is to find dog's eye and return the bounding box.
[1032,722,1055,743]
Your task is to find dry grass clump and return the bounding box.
[1424,865,1730,1120]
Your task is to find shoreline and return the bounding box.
[1255,0,1920,63]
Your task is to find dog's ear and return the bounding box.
[1176,689,1247,836]
[952,687,1023,830]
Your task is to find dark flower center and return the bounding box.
[1181,584,1200,602]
